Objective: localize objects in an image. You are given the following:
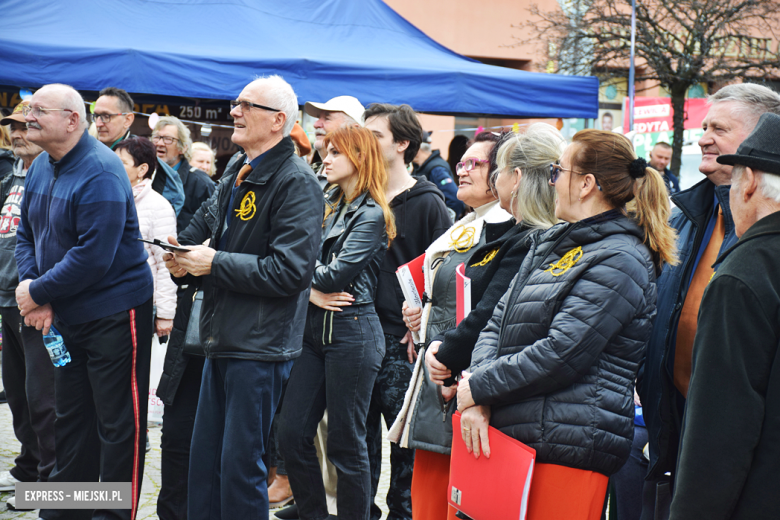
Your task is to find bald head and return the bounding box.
[41,84,88,130]
[26,84,89,160]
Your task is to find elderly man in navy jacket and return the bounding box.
[16,83,154,520]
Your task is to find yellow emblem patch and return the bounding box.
[470,248,499,267]
[545,246,583,277]
[235,192,256,221]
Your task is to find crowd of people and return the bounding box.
[0,75,779,520]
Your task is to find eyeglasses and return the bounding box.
[92,112,130,123]
[456,158,489,174]
[230,100,281,113]
[22,106,73,118]
[151,135,180,145]
[549,163,602,190]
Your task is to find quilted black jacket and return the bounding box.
[468,210,658,476]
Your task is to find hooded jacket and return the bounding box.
[468,211,658,476]
[375,177,451,337]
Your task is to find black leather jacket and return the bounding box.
[314,188,387,304]
[176,137,324,361]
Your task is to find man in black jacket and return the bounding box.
[164,75,323,520]
[363,103,451,520]
[670,113,780,520]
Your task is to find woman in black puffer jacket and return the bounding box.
[456,130,678,520]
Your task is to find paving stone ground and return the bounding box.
[0,382,393,519]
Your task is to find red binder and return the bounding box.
[396,253,425,308]
[449,412,536,520]
[455,263,471,325]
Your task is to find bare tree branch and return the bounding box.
[514,0,780,175]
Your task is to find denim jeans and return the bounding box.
[612,425,649,520]
[279,303,385,520]
[187,357,293,520]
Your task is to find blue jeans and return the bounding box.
[612,425,649,520]
[279,303,385,520]
[187,357,293,520]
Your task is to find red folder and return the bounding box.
[396,253,425,308]
[449,412,536,520]
[455,263,471,325]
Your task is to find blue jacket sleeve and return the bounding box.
[27,175,129,306]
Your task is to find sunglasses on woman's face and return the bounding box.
[548,163,602,190]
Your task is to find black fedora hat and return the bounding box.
[718,112,780,175]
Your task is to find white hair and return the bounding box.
[249,75,298,136]
[709,84,780,132]
[43,83,88,130]
[731,165,780,203]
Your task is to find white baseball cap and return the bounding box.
[304,96,365,126]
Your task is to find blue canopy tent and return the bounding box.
[0,0,598,118]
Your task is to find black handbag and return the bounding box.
[182,290,205,356]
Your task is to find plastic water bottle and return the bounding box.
[43,325,71,367]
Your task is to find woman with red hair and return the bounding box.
[279,126,396,520]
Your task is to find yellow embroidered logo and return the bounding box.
[235,192,256,221]
[545,246,583,277]
[470,248,499,267]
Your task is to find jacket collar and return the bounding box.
[717,210,780,263]
[237,137,295,186]
[541,210,645,253]
[671,177,735,239]
[323,190,373,238]
[419,149,443,170]
[177,158,191,184]
[48,130,92,173]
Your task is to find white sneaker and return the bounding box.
[0,471,20,492]
[6,494,34,511]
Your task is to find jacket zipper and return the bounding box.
[42,173,58,272]
[205,178,234,356]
